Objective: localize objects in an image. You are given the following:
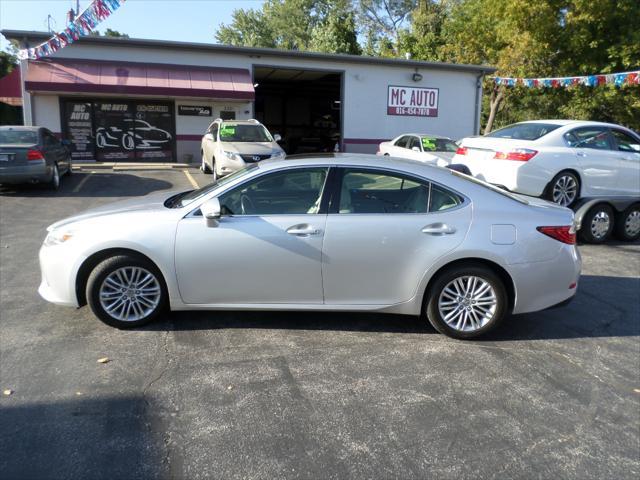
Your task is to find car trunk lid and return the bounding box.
[460,137,537,161]
[0,144,38,167]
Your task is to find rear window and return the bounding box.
[486,123,560,141]
[0,130,38,145]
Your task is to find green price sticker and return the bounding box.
[421,137,436,151]
[220,126,236,137]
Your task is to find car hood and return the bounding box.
[47,190,181,231]
[222,142,279,155]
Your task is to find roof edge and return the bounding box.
[2,29,496,74]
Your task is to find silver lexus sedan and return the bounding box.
[38,154,581,339]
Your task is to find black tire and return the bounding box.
[425,265,508,339]
[47,163,60,190]
[201,153,212,174]
[86,254,168,329]
[613,204,640,242]
[579,203,614,244]
[545,171,580,207]
[211,159,218,181]
[66,156,73,176]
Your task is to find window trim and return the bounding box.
[329,166,468,216]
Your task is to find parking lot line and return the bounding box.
[183,169,200,189]
[72,171,94,193]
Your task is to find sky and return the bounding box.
[0,0,265,51]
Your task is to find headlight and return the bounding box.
[271,151,285,158]
[44,229,74,246]
[223,151,240,160]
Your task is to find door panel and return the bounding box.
[322,207,470,305]
[175,215,326,304]
[610,129,640,195]
[566,127,619,195]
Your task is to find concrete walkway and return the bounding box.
[71,162,199,171]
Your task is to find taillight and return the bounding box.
[456,147,468,155]
[536,226,576,245]
[494,148,538,161]
[27,149,45,161]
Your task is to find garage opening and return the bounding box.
[253,66,342,154]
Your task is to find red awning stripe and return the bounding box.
[0,67,23,106]
[24,59,254,100]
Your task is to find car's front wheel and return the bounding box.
[86,254,167,328]
[425,265,508,339]
[547,171,580,207]
[201,153,212,174]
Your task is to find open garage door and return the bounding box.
[253,67,342,154]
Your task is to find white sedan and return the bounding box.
[38,154,581,339]
[378,133,458,166]
[452,120,640,207]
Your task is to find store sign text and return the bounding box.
[387,86,439,117]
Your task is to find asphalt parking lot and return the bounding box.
[1,168,638,479]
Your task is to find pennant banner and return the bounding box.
[18,0,126,60]
[491,71,640,88]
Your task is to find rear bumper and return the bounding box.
[0,163,51,184]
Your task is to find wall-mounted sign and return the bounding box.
[387,86,439,117]
[178,105,212,116]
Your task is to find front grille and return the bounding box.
[240,154,271,162]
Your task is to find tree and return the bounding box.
[216,0,360,54]
[89,29,129,38]
[357,0,416,56]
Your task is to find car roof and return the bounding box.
[217,120,262,125]
[398,133,452,139]
[515,119,629,129]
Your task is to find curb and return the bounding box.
[72,162,199,172]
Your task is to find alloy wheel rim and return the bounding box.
[438,276,497,332]
[590,211,611,239]
[625,210,640,237]
[53,166,59,188]
[552,175,577,206]
[99,266,161,322]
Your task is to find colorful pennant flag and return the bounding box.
[18,0,126,60]
[491,71,640,88]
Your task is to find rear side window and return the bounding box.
[430,185,463,212]
[487,123,560,140]
[564,127,611,150]
[0,130,38,145]
[611,129,640,153]
[394,136,410,148]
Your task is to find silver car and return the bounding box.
[38,154,581,339]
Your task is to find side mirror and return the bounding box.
[201,197,221,228]
[273,133,282,142]
[411,146,420,152]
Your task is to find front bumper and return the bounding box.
[38,244,82,307]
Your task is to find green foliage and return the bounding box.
[216,0,360,54]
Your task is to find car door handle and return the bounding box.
[421,223,456,235]
[576,151,587,157]
[286,224,322,237]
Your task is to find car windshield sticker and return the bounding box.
[220,126,235,137]
[422,137,437,151]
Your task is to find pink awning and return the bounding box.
[24,59,254,100]
[0,67,23,106]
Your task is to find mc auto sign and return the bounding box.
[387,85,439,117]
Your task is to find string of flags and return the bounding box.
[491,71,639,88]
[18,0,126,60]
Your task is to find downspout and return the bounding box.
[473,71,484,136]
[19,36,33,126]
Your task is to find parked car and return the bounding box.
[38,154,581,339]
[378,133,459,165]
[452,120,640,208]
[201,119,285,179]
[0,126,72,190]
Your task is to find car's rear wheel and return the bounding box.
[547,171,580,207]
[47,163,60,190]
[425,265,508,339]
[579,203,614,244]
[201,153,212,174]
[613,204,640,242]
[86,254,167,329]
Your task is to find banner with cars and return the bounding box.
[492,70,640,88]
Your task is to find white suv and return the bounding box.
[200,119,285,179]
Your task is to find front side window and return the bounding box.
[408,136,422,151]
[338,169,429,214]
[218,123,272,143]
[209,123,218,137]
[565,127,611,150]
[219,168,328,215]
[611,129,640,153]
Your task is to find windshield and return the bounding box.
[486,123,560,141]
[0,130,38,145]
[219,124,272,143]
[167,164,259,208]
[420,137,458,152]
[450,170,529,205]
